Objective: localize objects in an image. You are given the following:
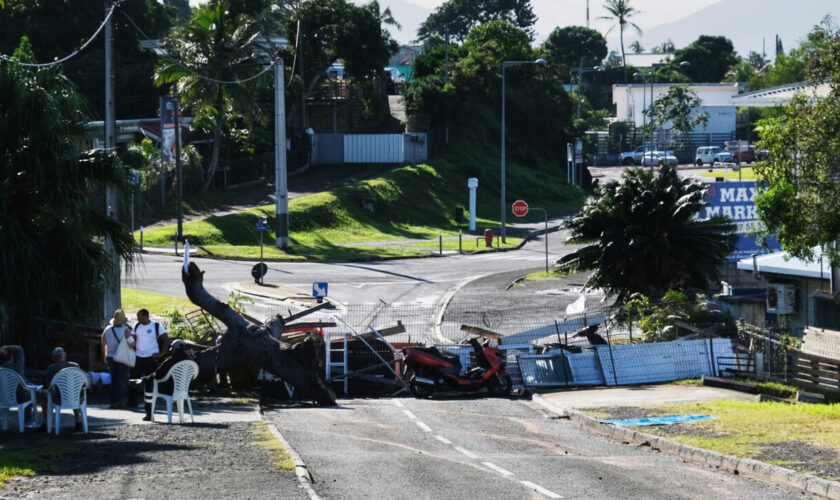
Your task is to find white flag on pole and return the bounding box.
[183,239,190,273]
[566,292,587,315]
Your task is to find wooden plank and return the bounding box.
[284,321,337,330]
[460,324,504,340]
[790,349,840,365]
[674,321,700,333]
[790,367,840,380]
[358,322,406,340]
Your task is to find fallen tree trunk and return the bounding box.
[182,262,336,406]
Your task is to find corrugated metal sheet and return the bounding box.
[344,134,403,163]
[598,339,734,386]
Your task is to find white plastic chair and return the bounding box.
[151,360,199,424]
[46,367,90,435]
[0,368,37,433]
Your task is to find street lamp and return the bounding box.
[570,63,604,119]
[500,58,546,244]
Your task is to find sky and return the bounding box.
[398,0,724,45]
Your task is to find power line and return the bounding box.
[0,1,121,68]
[121,11,275,86]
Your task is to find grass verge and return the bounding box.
[250,421,295,472]
[121,288,195,314]
[404,236,523,252]
[0,438,67,487]
[522,269,567,282]
[698,166,756,180]
[136,148,584,262]
[589,399,840,464]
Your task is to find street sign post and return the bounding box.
[512,200,529,217]
[256,216,267,284]
[312,282,328,303]
[513,200,549,273]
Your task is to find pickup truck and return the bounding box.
[620,146,653,166]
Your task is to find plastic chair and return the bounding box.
[151,360,199,424]
[46,367,90,435]
[0,368,37,433]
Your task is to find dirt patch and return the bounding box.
[1,422,304,500]
[757,442,840,481]
[585,405,840,480]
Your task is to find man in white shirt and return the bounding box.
[129,308,170,420]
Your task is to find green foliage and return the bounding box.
[557,166,737,303]
[227,290,254,314]
[629,291,737,343]
[0,0,173,118]
[671,35,739,82]
[0,61,135,341]
[647,84,709,138]
[417,0,537,43]
[542,26,607,68]
[753,380,797,399]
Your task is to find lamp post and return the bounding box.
[570,61,604,119]
[501,58,546,244]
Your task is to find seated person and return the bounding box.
[0,345,25,375]
[142,340,194,421]
[38,347,83,432]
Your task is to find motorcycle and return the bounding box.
[402,337,512,398]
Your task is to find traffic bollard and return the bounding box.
[174,227,178,255]
[439,231,443,256]
[140,226,144,252]
[459,229,462,254]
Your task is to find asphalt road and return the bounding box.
[122,225,576,320]
[265,397,800,500]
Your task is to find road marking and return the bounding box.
[520,481,563,499]
[481,462,513,476]
[393,400,404,408]
[403,409,417,419]
[416,421,433,433]
[454,446,479,459]
[434,435,452,445]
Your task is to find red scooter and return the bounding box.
[402,338,512,398]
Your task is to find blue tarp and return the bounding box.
[600,414,716,427]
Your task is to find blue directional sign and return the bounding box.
[312,282,328,298]
[256,216,267,232]
[131,169,140,185]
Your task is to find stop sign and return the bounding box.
[512,200,529,217]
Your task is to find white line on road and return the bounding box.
[454,446,479,459]
[481,462,513,476]
[520,481,563,499]
[434,435,452,445]
[393,400,404,408]
[403,409,417,419]
[416,421,433,433]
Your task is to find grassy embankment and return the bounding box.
[137,144,582,261]
[698,166,756,180]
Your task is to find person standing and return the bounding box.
[129,308,170,421]
[101,309,134,409]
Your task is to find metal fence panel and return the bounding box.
[312,133,344,164]
[598,339,733,386]
[344,134,403,163]
[402,133,428,163]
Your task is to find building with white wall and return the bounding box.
[613,82,739,135]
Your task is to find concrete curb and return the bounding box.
[261,411,322,500]
[231,283,338,311]
[531,394,840,499]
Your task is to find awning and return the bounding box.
[732,82,831,108]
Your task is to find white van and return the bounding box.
[695,146,733,166]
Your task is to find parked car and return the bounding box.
[620,146,653,166]
[641,151,678,167]
[724,141,755,163]
[751,145,769,161]
[695,146,733,166]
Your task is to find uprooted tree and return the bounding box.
[182,261,336,406]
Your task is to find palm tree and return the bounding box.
[599,0,642,83]
[0,60,134,347]
[367,0,402,31]
[557,166,737,304]
[154,1,264,192]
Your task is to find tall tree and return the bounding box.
[558,166,736,303]
[286,0,397,100]
[542,26,607,69]
[672,35,738,82]
[417,0,536,43]
[598,0,642,83]
[629,40,644,54]
[154,1,265,192]
[753,30,840,264]
[0,59,134,345]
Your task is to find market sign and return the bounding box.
[699,181,781,262]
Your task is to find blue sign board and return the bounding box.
[312,282,328,298]
[131,169,140,185]
[256,216,267,232]
[699,181,781,262]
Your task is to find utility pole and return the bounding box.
[586,0,590,28]
[103,0,120,322]
[174,96,183,239]
[275,58,289,248]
